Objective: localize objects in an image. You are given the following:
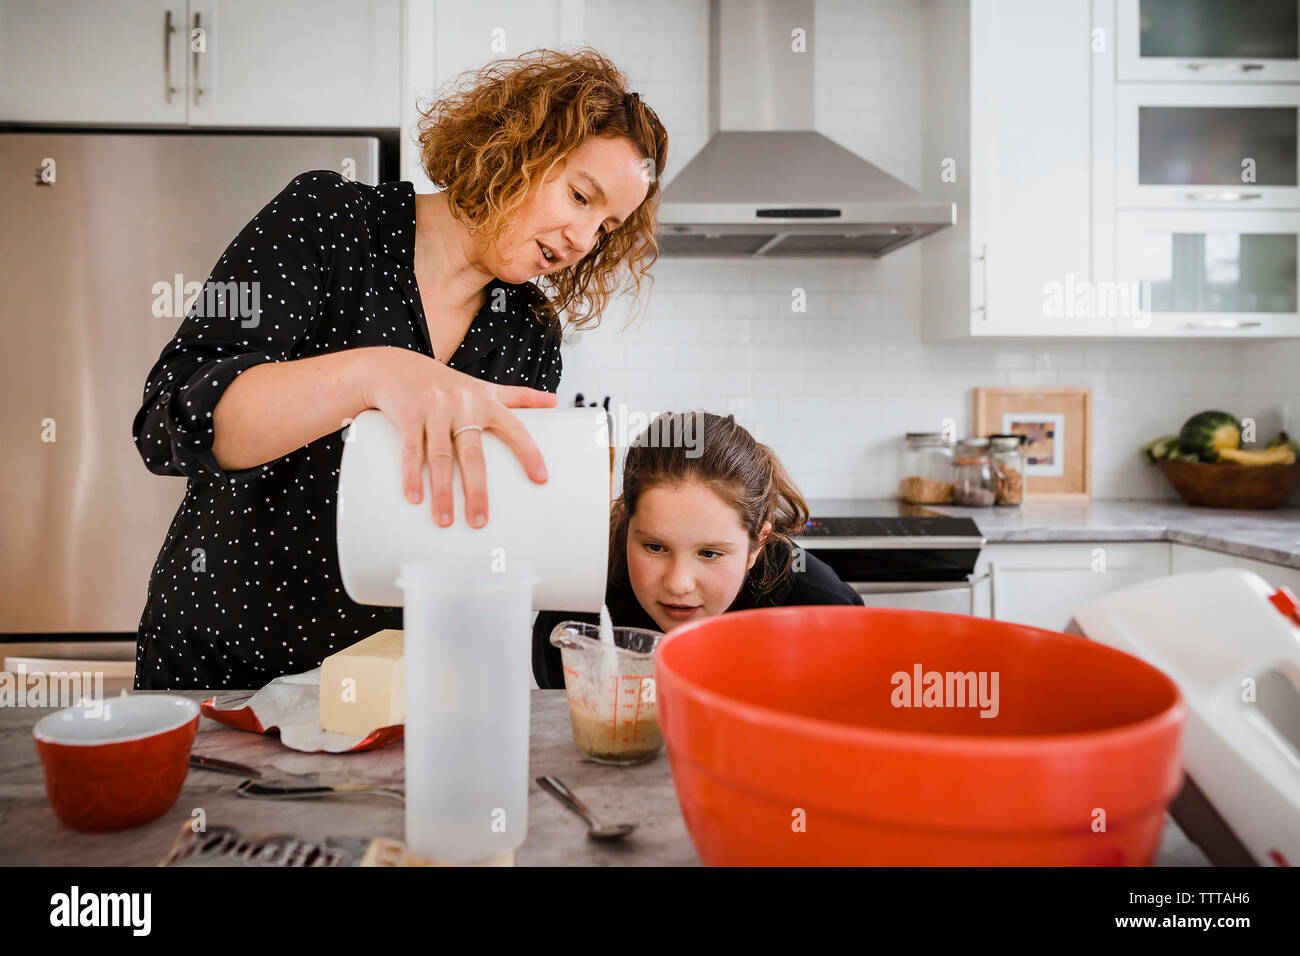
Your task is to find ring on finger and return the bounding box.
[452,424,484,439]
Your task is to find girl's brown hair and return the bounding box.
[416,47,669,333]
[609,412,811,600]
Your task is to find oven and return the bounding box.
[796,501,990,617]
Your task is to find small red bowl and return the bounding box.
[655,606,1186,866]
[33,695,199,831]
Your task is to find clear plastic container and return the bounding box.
[397,558,536,864]
[898,432,955,504]
[549,622,664,765]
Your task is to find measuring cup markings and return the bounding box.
[631,677,646,745]
[608,675,631,743]
[606,674,656,744]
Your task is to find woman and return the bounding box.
[532,412,863,689]
[132,49,668,689]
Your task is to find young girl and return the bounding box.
[532,411,862,688]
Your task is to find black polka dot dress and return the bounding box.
[131,170,563,690]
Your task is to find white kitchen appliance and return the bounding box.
[1068,568,1300,867]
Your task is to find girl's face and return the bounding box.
[487,134,651,284]
[626,481,769,633]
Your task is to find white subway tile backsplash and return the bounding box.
[623,343,681,369]
[1007,370,1061,387]
[993,350,1035,370]
[603,367,649,395]
[1035,350,1084,369]
[750,317,805,344]
[825,345,881,369]
[749,368,806,396]
[724,293,771,317]
[778,397,828,421]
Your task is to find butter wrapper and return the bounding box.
[199,668,402,753]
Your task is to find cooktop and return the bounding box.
[805,497,953,519]
[801,498,984,540]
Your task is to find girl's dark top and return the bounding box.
[531,538,864,689]
[132,170,562,690]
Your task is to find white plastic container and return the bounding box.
[397,557,537,863]
[337,407,609,612]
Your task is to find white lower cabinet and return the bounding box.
[971,541,1300,631]
[1172,542,1300,593]
[970,541,1171,632]
[1233,556,1300,595]
[1170,542,1239,574]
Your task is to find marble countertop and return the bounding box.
[2,691,693,867]
[807,497,1300,570]
[1,690,1210,867]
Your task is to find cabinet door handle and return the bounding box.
[1182,61,1266,73]
[1183,319,1264,329]
[988,560,996,619]
[965,566,995,618]
[973,243,989,319]
[192,12,204,106]
[163,10,177,103]
[1183,191,1262,202]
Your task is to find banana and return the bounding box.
[1217,445,1297,466]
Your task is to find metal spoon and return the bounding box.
[536,775,636,841]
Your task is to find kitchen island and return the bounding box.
[1,690,1211,866]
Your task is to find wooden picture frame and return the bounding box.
[973,387,1092,501]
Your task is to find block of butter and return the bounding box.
[319,629,405,736]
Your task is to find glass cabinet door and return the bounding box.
[1116,211,1300,335]
[1118,84,1300,208]
[1118,0,1300,81]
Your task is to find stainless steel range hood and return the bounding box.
[656,0,955,258]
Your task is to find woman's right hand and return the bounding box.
[358,346,557,528]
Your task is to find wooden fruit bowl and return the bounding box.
[1159,459,1300,509]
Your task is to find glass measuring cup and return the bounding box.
[549,622,665,766]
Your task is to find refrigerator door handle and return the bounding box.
[163,10,178,103]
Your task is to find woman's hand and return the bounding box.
[358,346,557,527]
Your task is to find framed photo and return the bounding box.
[973,387,1092,501]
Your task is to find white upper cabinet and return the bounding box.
[1114,209,1300,336]
[922,0,1300,340]
[0,0,188,124]
[1117,0,1300,83]
[1116,83,1300,210]
[921,0,1099,339]
[0,0,402,128]
[186,0,401,128]
[1103,0,1300,338]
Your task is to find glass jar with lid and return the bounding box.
[952,438,996,507]
[898,433,954,504]
[989,434,1026,506]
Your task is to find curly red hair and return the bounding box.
[417,48,668,332]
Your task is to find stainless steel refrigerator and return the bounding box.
[0,132,379,649]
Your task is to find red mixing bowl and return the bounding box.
[33,694,199,831]
[654,606,1186,866]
